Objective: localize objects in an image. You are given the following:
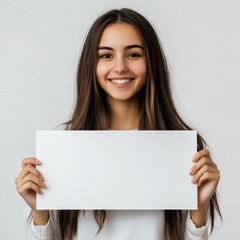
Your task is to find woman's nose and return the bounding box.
[114,57,128,73]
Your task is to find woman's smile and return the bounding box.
[108,77,135,88]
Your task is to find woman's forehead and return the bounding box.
[98,22,143,47]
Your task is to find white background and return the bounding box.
[0,0,239,239]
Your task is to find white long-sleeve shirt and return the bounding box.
[31,210,210,240]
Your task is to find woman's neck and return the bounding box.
[108,97,140,130]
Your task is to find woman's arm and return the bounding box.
[32,210,49,226]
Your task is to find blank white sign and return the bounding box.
[36,130,197,210]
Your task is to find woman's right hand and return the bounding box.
[15,158,46,210]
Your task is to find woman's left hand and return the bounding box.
[190,149,220,208]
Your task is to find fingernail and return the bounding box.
[191,178,195,184]
[36,159,41,164]
[42,183,47,189]
[189,169,193,175]
[192,156,196,162]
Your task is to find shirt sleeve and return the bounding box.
[184,211,210,240]
[30,211,61,240]
[31,218,54,240]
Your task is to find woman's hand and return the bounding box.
[16,158,49,225]
[190,149,220,207]
[189,149,220,227]
[15,158,46,210]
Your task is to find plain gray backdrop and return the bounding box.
[1,0,239,239]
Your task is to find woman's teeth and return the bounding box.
[111,79,130,84]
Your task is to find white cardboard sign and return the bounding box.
[36,130,197,210]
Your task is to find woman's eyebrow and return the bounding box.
[98,46,113,51]
[125,44,144,50]
[98,44,144,50]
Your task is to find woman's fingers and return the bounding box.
[16,157,46,210]
[189,149,220,208]
[22,157,41,168]
[190,157,217,175]
[197,172,220,187]
[16,172,46,191]
[191,165,219,184]
[190,149,220,187]
[192,149,210,161]
[16,164,43,184]
[17,181,43,195]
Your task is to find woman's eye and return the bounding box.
[128,53,141,58]
[100,54,112,59]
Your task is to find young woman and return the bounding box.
[15,8,221,240]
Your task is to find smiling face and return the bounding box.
[96,22,147,106]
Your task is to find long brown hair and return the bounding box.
[59,8,221,240]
